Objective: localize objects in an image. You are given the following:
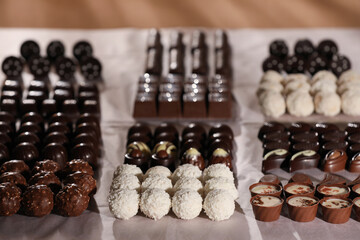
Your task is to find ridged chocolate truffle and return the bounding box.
[63,159,94,176]
[21,185,54,217]
[63,172,96,195]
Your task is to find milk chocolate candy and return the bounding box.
[55,57,76,80]
[21,184,54,217]
[209,148,232,170]
[318,174,346,185]
[349,153,360,173]
[158,93,181,118]
[322,149,347,172]
[55,184,90,217]
[208,92,232,119]
[183,93,207,118]
[288,122,312,135]
[348,133,360,145]
[63,159,94,176]
[250,195,283,222]
[63,171,96,196]
[263,141,290,155]
[262,149,289,172]
[0,172,27,190]
[259,174,281,185]
[150,141,177,171]
[1,56,23,79]
[284,182,315,198]
[345,122,360,135]
[249,182,283,197]
[291,131,318,144]
[317,184,350,198]
[291,142,320,153]
[0,99,17,117]
[0,182,21,216]
[321,130,348,143]
[184,83,207,94]
[181,148,205,170]
[140,82,159,94]
[289,150,320,172]
[258,122,286,141]
[320,196,352,224]
[20,40,40,62]
[352,196,360,221]
[29,171,61,193]
[286,195,319,222]
[32,160,61,175]
[312,123,339,135]
[321,141,348,157]
[289,173,313,185]
[29,80,49,95]
[145,48,162,76]
[133,92,157,118]
[41,99,57,118]
[73,41,93,63]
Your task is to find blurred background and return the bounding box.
[0,0,359,28]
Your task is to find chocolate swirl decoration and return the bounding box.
[209,148,232,170]
[127,141,151,158]
[125,141,151,171]
[289,150,320,172]
[152,141,177,158]
[151,141,177,170]
[262,149,289,173]
[181,148,205,170]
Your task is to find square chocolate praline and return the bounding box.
[133,92,157,118]
[208,92,232,119]
[183,93,206,118]
[158,93,181,118]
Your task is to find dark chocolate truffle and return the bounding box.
[46,40,65,63]
[182,124,206,140]
[209,124,234,139]
[258,122,286,140]
[55,57,76,80]
[42,143,68,169]
[14,132,41,149]
[0,160,30,177]
[63,159,94,176]
[288,122,312,135]
[127,123,152,139]
[21,185,54,217]
[29,171,61,193]
[0,143,9,163]
[63,172,96,195]
[73,41,93,63]
[0,182,21,216]
[154,123,178,138]
[181,148,205,170]
[291,131,318,144]
[0,172,27,190]
[32,160,61,175]
[43,132,69,148]
[150,141,177,170]
[20,40,40,61]
[312,123,339,135]
[55,184,90,217]
[209,148,232,170]
[127,132,151,147]
[12,142,39,166]
[71,143,97,168]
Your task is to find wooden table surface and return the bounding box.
[0,0,359,28]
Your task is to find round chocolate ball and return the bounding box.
[127,123,152,139]
[80,57,102,81]
[28,57,51,77]
[71,144,97,168]
[72,133,98,149]
[294,39,315,59]
[269,40,289,59]
[74,123,99,140]
[0,143,9,164]
[1,56,23,78]
[14,132,41,149]
[155,132,178,146]
[21,185,54,217]
[29,171,61,193]
[154,123,178,138]
[42,143,68,169]
[0,121,14,136]
[43,132,69,148]
[182,132,205,146]
[0,133,12,149]
[12,142,39,166]
[317,39,338,59]
[0,160,30,177]
[73,41,93,63]
[262,56,284,72]
[55,57,76,80]
[18,122,43,138]
[284,55,306,74]
[46,40,65,63]
[63,171,96,195]
[76,114,100,131]
[21,112,44,129]
[32,160,61,176]
[63,159,94,176]
[208,132,233,145]
[312,123,339,135]
[49,112,71,126]
[47,122,71,138]
[182,124,206,139]
[0,172,27,190]
[55,184,90,217]
[209,124,234,139]
[0,182,21,216]
[180,139,203,157]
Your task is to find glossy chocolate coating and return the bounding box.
[27,91,47,105]
[288,122,312,135]
[71,144,97,168]
[0,99,17,117]
[46,40,65,63]
[78,82,99,95]
[125,141,151,172]
[322,149,347,172]
[289,150,320,172]
[349,153,360,173]
[0,160,30,178]
[47,122,71,138]
[42,143,68,169]
[127,132,151,147]
[41,99,57,118]
[209,124,234,139]
[0,172,27,190]
[53,89,72,106]
[181,148,205,170]
[20,99,38,115]
[12,142,39,166]
[155,132,178,146]
[2,80,22,94]
[182,123,206,140]
[73,41,93,63]
[76,113,100,131]
[32,160,61,175]
[55,184,90,216]
[263,141,291,155]
[43,132,69,148]
[258,122,286,140]
[21,185,54,217]
[262,149,289,172]
[0,112,15,128]
[289,173,313,185]
[29,171,61,193]
[62,99,79,116]
[1,57,23,78]
[75,122,99,140]
[182,132,206,146]
[345,122,360,135]
[20,40,40,61]
[259,174,281,185]
[312,123,339,135]
[292,142,320,153]
[209,148,232,170]
[0,182,21,216]
[151,141,177,170]
[154,123,178,138]
[80,57,102,81]
[49,112,72,127]
[0,122,14,138]
[63,172,96,195]
[208,141,232,159]
[55,57,76,80]
[180,139,203,157]
[18,122,43,138]
[321,130,348,143]
[14,132,41,149]
[348,143,360,159]
[28,80,49,95]
[348,133,360,145]
[28,57,51,78]
[55,81,74,96]
[263,131,290,143]
[321,141,348,156]
[319,174,346,185]
[0,143,9,164]
[63,159,94,176]
[291,131,318,143]
[73,133,98,149]
[0,133,12,149]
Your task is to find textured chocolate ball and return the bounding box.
[73,41,93,63]
[0,160,30,177]
[21,185,54,217]
[306,53,328,75]
[32,160,61,176]
[262,56,284,72]
[0,172,27,190]
[80,57,102,81]
[269,40,289,59]
[0,143,9,164]
[42,143,68,169]
[12,142,39,166]
[55,184,90,217]
[28,57,51,78]
[1,56,23,78]
[63,159,94,176]
[55,57,76,80]
[29,171,61,193]
[63,172,96,195]
[294,39,315,59]
[71,144,97,168]
[284,55,306,73]
[0,182,21,216]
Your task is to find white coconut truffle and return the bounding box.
[314,91,341,116]
[172,189,203,220]
[111,174,141,193]
[140,188,171,220]
[286,90,314,117]
[284,80,310,95]
[144,166,172,179]
[338,81,360,95]
[311,70,337,84]
[285,74,309,84]
[172,164,202,183]
[259,91,286,118]
[203,189,235,221]
[341,90,360,116]
[310,78,337,95]
[174,177,203,196]
[338,70,360,85]
[108,189,139,220]
[256,82,283,97]
[141,174,173,193]
[113,164,143,181]
[204,177,238,200]
[203,164,234,182]
[261,70,284,84]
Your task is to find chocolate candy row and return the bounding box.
[258,122,360,173]
[133,30,232,119]
[262,39,351,76]
[125,123,234,172]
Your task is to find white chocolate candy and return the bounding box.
[203,163,234,181]
[286,184,312,195]
[259,91,286,118]
[338,70,360,85]
[288,196,317,207]
[251,184,280,195]
[284,80,310,95]
[321,199,350,209]
[285,74,309,84]
[341,90,360,116]
[172,164,202,183]
[314,91,341,116]
[141,174,173,194]
[172,189,202,220]
[286,90,314,117]
[310,78,337,95]
[204,177,238,200]
[261,70,284,84]
[113,164,143,181]
[338,81,360,95]
[140,188,171,220]
[144,166,172,179]
[311,70,337,84]
[257,82,283,96]
[318,186,348,196]
[108,189,139,220]
[111,174,141,193]
[174,177,203,196]
[252,195,282,207]
[203,189,235,221]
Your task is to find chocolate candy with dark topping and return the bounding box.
[1,90,21,105]
[258,122,286,141]
[32,160,61,175]
[182,124,206,140]
[43,132,69,149]
[73,41,93,63]
[80,57,102,81]
[29,80,49,95]
[349,153,360,173]
[284,55,306,73]
[125,141,151,172]
[20,99,38,115]
[181,148,205,170]
[49,112,72,128]
[209,148,232,170]
[322,149,347,172]
[180,139,203,157]
[73,133,98,152]
[0,182,21,216]
[330,54,351,77]
[262,56,284,72]
[41,99,57,118]
[348,133,360,145]
[312,123,339,135]
[29,171,61,193]
[150,141,177,170]
[292,142,320,153]
[75,122,99,140]
[289,150,320,172]
[262,149,289,172]
[263,141,291,155]
[1,56,23,78]
[18,122,43,138]
[289,173,313,185]
[294,39,315,59]
[20,40,40,62]
[0,172,27,190]
[320,141,348,157]
[0,143,9,163]
[317,40,338,59]
[155,132,178,146]
[63,159,94,176]
[0,133,11,150]
[306,53,328,75]
[269,40,288,59]
[15,132,41,150]
[21,185,54,217]
[55,184,90,217]
[42,143,68,169]
[318,174,346,185]
[345,122,360,135]
[63,172,96,195]
[288,122,312,135]
[46,40,65,63]
[71,144,98,168]
[291,131,318,144]
[28,57,51,78]
[259,174,281,185]
[12,143,39,167]
[154,123,178,138]
[321,130,348,143]
[0,160,30,178]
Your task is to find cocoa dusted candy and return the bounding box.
[151,141,177,170]
[32,160,61,175]
[0,182,21,216]
[55,184,90,217]
[0,172,27,190]
[63,172,96,195]
[21,185,54,217]
[124,141,151,172]
[209,148,232,170]
[29,171,62,193]
[63,159,94,176]
[0,160,30,178]
[181,147,205,170]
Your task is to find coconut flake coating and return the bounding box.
[140,188,171,220]
[204,177,238,200]
[314,91,341,116]
[261,70,284,84]
[172,189,202,220]
[203,189,235,221]
[338,70,360,85]
[111,174,141,193]
[311,70,337,84]
[174,177,203,196]
[341,90,360,116]
[203,164,234,182]
[144,166,172,179]
[141,174,172,193]
[172,164,202,183]
[113,164,143,181]
[259,91,286,118]
[286,90,314,117]
[108,189,139,220]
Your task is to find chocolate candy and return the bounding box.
[0,160,30,178]
[288,122,312,135]
[291,142,320,154]
[345,122,360,135]
[284,55,306,73]
[318,174,346,185]
[259,174,281,185]
[158,93,181,118]
[14,132,41,150]
[312,123,339,135]
[12,142,39,166]
[209,124,234,140]
[263,141,290,155]
[321,130,347,143]
[75,122,99,140]
[20,99,38,115]
[348,133,360,145]
[0,182,21,216]
[55,184,90,217]
[289,150,320,172]
[262,56,284,72]
[0,172,27,190]
[73,133,98,150]
[289,173,313,185]
[269,40,288,59]
[183,93,207,118]
[154,132,178,146]
[180,139,203,157]
[127,132,151,147]
[20,40,40,61]
[330,54,351,77]
[125,141,151,172]
[151,141,177,170]
[18,121,43,138]
[1,99,17,116]
[29,80,49,95]
[63,159,94,176]
[0,134,11,151]
[209,148,232,170]
[21,112,44,130]
[41,99,57,118]
[208,93,232,119]
[348,144,360,159]
[71,144,97,168]
[258,122,286,140]
[28,57,51,78]
[0,121,14,138]
[133,92,157,118]
[291,132,318,144]
[322,149,347,172]
[306,53,328,75]
[154,123,178,138]
[73,41,93,63]
[42,143,68,169]
[63,172,96,195]
[47,122,71,138]
[263,131,289,143]
[1,56,23,78]
[29,171,61,193]
[32,160,61,175]
[262,149,289,173]
[78,82,99,95]
[181,148,205,170]
[21,185,54,217]
[43,132,69,148]
[80,57,102,81]
[0,143,9,164]
[294,39,315,59]
[321,141,348,157]
[317,39,338,59]
[349,153,360,173]
[46,40,65,63]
